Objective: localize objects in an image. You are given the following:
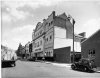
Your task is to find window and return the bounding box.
[51,21,53,25]
[45,22,48,26]
[37,42,39,47]
[49,23,50,26]
[47,38,48,41]
[40,40,42,45]
[34,43,36,48]
[38,33,40,36]
[49,52,50,56]
[50,35,52,40]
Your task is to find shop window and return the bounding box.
[46,52,48,56]
[48,52,49,56]
[49,52,50,56]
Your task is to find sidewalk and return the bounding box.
[45,61,71,67]
[45,61,100,72]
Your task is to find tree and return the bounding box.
[16,43,23,57]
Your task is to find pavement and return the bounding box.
[45,61,71,67]
[45,61,100,73]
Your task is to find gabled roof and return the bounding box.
[81,29,100,44]
[58,12,68,20]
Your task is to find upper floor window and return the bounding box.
[51,21,53,25]
[37,42,39,47]
[40,30,42,35]
[47,38,48,41]
[49,23,50,26]
[45,22,48,26]
[50,35,52,40]
[40,40,42,45]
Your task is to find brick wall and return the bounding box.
[81,30,100,67]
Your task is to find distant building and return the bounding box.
[21,46,26,58]
[81,29,100,67]
[32,11,85,62]
[25,42,30,59]
[29,41,33,58]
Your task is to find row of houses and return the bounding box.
[21,11,100,67]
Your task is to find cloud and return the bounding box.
[2,24,35,50]
[82,18,100,37]
[2,13,12,22]
[2,0,100,50]
[2,1,30,23]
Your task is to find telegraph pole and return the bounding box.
[72,19,75,63]
[68,15,75,63]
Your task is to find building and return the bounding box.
[25,42,31,59]
[21,46,26,59]
[29,41,33,58]
[32,11,84,62]
[81,29,100,67]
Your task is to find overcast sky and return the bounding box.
[1,0,100,50]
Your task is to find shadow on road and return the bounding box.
[70,68,96,73]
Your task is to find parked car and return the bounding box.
[27,57,35,61]
[71,58,97,72]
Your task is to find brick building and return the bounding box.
[81,29,100,67]
[32,11,84,62]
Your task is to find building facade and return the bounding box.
[25,42,31,59]
[81,29,100,67]
[33,22,45,60]
[32,11,84,62]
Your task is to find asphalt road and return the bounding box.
[1,60,100,78]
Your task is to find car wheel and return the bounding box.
[71,65,76,70]
[84,67,88,72]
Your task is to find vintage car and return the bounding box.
[71,58,97,72]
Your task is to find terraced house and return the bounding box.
[32,11,84,62]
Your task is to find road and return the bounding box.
[1,60,100,78]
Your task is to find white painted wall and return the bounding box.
[54,26,81,52]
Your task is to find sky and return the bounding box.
[1,0,100,50]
